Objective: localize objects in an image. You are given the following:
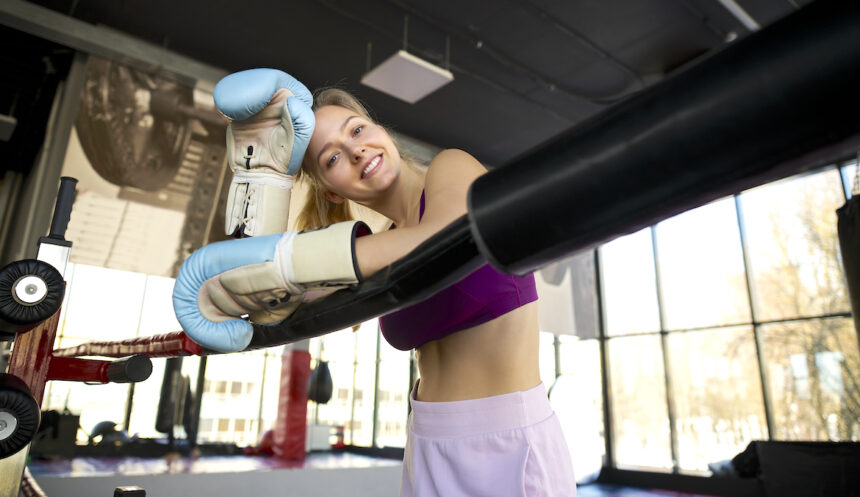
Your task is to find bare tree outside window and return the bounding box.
[741,170,859,442]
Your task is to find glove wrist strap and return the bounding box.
[281,221,370,288]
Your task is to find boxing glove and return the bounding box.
[173,221,370,352]
[214,68,314,237]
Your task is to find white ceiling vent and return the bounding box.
[361,50,454,104]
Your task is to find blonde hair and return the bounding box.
[295,88,421,231]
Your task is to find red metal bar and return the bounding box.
[7,310,62,407]
[51,331,203,358]
[46,356,111,383]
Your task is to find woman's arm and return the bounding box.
[354,149,487,278]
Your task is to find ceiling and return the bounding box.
[9,0,808,169]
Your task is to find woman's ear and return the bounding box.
[324,190,345,204]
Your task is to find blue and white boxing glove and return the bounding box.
[173,221,371,352]
[214,68,315,237]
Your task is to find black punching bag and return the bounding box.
[307,361,333,404]
[155,357,183,434]
[837,165,860,345]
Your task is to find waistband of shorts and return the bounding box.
[408,382,552,438]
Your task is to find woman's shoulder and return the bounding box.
[425,149,487,191]
[418,149,486,223]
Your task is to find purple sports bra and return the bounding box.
[379,192,538,351]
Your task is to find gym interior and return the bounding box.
[1,1,859,496]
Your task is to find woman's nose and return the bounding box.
[352,146,366,162]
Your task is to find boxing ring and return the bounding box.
[2,2,860,495]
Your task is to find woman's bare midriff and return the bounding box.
[414,301,541,402]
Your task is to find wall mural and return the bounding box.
[61,56,231,277]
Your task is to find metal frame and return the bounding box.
[594,248,615,469]
[650,225,680,472]
[1,187,153,496]
[734,194,776,438]
[370,325,382,447]
[2,51,87,265]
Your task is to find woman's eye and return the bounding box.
[353,126,363,136]
[327,153,339,167]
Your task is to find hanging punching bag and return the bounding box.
[155,357,183,434]
[837,161,860,344]
[307,360,333,404]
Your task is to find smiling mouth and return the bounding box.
[361,155,382,179]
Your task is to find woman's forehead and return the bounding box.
[314,104,355,123]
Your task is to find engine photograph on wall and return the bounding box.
[60,56,231,277]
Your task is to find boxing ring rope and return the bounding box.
[51,331,203,358]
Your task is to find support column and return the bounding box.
[272,340,311,460]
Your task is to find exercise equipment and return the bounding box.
[0,259,65,340]
[75,57,194,192]
[88,421,131,446]
[0,178,153,497]
[0,374,39,461]
[0,174,70,340]
[307,360,333,404]
[837,159,860,344]
[154,357,193,439]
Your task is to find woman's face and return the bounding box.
[307,105,401,203]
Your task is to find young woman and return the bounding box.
[297,88,576,496]
[174,69,576,496]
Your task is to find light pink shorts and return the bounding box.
[401,383,576,497]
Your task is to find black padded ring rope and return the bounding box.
[0,259,65,333]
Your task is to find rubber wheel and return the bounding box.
[0,374,40,459]
[0,259,65,327]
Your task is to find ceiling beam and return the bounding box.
[714,0,761,31]
[0,0,227,91]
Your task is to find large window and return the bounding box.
[598,165,858,475]
[197,351,264,446]
[553,335,605,483]
[351,323,379,447]
[608,335,673,470]
[599,228,661,336]
[308,320,404,449]
[655,198,751,330]
[375,333,410,448]
[760,317,859,441]
[311,329,360,444]
[739,169,850,321]
[666,326,767,472]
[842,159,857,199]
[588,164,858,476]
